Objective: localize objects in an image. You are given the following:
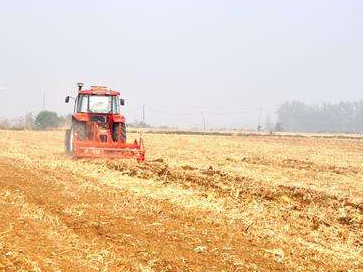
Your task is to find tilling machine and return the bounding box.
[64,83,145,162]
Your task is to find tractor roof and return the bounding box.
[79,86,120,96]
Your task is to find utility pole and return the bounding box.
[42,91,46,110]
[142,104,145,124]
[201,112,206,131]
[257,107,263,131]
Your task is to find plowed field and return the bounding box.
[0,130,362,271]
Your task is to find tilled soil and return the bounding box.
[0,130,362,271]
[0,160,286,271]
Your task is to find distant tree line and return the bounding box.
[277,101,363,133]
[128,120,151,128]
[0,112,152,131]
[3,101,363,134]
[34,111,69,130]
[0,111,70,130]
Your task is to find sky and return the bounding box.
[0,0,362,129]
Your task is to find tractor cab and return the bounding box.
[66,85,125,115]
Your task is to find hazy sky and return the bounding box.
[0,0,362,129]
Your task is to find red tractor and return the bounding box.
[64,83,145,162]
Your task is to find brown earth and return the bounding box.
[0,160,284,272]
[0,130,362,271]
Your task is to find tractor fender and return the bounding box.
[113,115,126,123]
[73,113,89,122]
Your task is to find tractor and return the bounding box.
[64,83,145,162]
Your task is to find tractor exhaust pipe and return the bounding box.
[77,82,84,91]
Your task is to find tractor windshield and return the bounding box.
[77,95,120,114]
[89,95,112,113]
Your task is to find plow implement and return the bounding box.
[73,138,145,162]
[65,122,145,162]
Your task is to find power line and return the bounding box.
[202,111,249,115]
[0,82,8,90]
[148,108,249,116]
[147,108,250,130]
[148,108,200,116]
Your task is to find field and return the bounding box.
[0,130,362,271]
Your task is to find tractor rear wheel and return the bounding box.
[121,122,126,142]
[72,121,86,140]
[112,122,126,142]
[64,128,74,155]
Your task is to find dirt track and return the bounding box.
[0,130,362,271]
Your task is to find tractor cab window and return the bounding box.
[76,95,120,114]
[112,96,120,114]
[89,95,112,113]
[77,95,88,113]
